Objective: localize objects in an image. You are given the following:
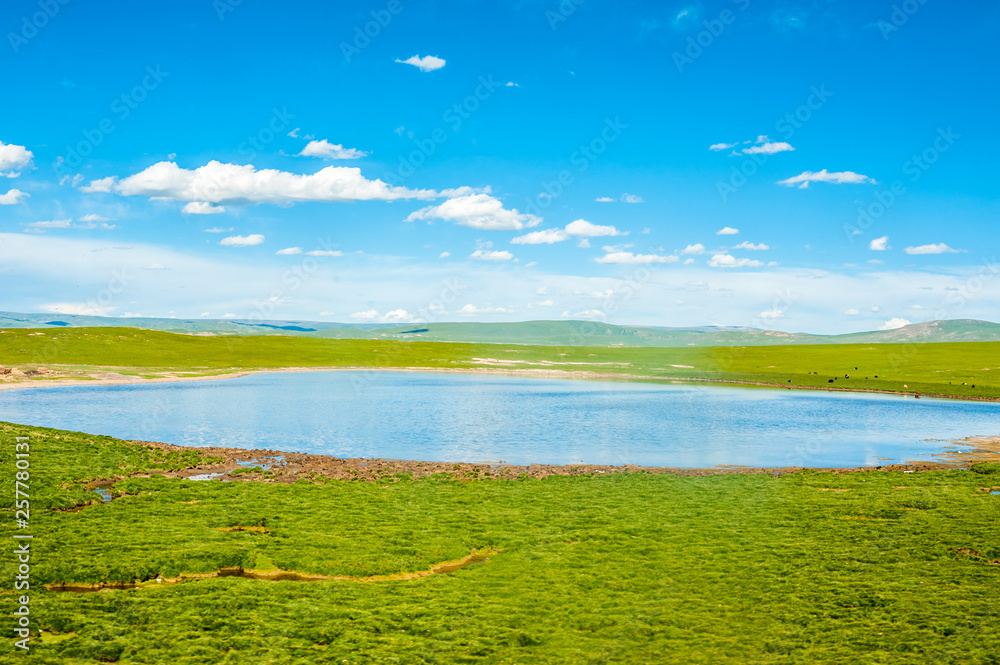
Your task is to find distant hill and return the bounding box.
[2,311,999,347]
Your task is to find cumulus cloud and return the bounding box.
[0,189,28,205]
[0,141,33,177]
[904,243,963,255]
[680,243,705,255]
[305,250,342,257]
[708,254,764,268]
[595,251,678,264]
[395,54,446,72]
[219,234,264,247]
[204,227,232,233]
[758,308,785,319]
[512,219,623,244]
[298,139,367,160]
[741,137,794,155]
[844,308,860,315]
[732,241,770,250]
[470,249,514,261]
[407,194,540,231]
[776,169,876,189]
[709,142,736,151]
[716,227,739,235]
[878,317,911,330]
[83,161,457,206]
[276,247,302,255]
[869,235,889,251]
[594,196,615,202]
[438,251,450,258]
[182,201,226,215]
[620,193,643,203]
[79,213,113,222]
[458,304,514,316]
[26,219,72,229]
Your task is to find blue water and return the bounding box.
[1,371,997,468]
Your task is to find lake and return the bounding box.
[1,370,997,468]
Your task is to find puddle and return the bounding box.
[92,488,112,502]
[185,472,226,481]
[45,549,497,592]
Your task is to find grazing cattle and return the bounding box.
[828,379,834,383]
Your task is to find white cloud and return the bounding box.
[716,227,739,235]
[758,308,785,319]
[742,141,794,156]
[878,317,911,330]
[458,304,514,316]
[383,309,417,323]
[438,251,450,258]
[0,141,33,177]
[595,251,678,264]
[85,161,458,206]
[732,241,770,251]
[395,54,446,72]
[407,194,540,231]
[219,234,265,247]
[505,81,519,87]
[528,299,555,308]
[844,308,860,315]
[904,243,962,255]
[79,176,116,193]
[470,249,514,261]
[620,193,643,203]
[276,247,303,255]
[182,201,226,215]
[41,302,114,316]
[680,243,705,255]
[26,219,72,229]
[776,169,876,189]
[299,139,367,160]
[288,128,301,138]
[564,219,623,237]
[683,258,695,265]
[577,239,590,248]
[79,213,113,222]
[349,309,379,321]
[204,227,232,233]
[305,250,342,257]
[708,254,764,268]
[709,142,736,151]
[0,189,29,205]
[560,309,606,320]
[594,196,615,202]
[869,235,889,251]
[511,228,568,244]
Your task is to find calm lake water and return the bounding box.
[2,371,997,468]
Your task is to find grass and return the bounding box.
[1,327,999,400]
[2,422,1000,663]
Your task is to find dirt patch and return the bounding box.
[45,549,497,592]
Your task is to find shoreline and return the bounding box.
[2,364,998,403]
[109,433,1000,484]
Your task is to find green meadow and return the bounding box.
[2,423,1000,664]
[1,327,999,399]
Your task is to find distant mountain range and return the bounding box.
[3,311,1000,347]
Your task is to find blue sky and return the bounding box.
[1,0,997,333]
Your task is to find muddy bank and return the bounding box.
[118,435,998,486]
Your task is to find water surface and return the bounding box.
[2,371,996,467]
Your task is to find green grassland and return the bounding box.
[2,423,999,663]
[1,327,998,400]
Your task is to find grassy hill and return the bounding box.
[4,311,1000,347]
